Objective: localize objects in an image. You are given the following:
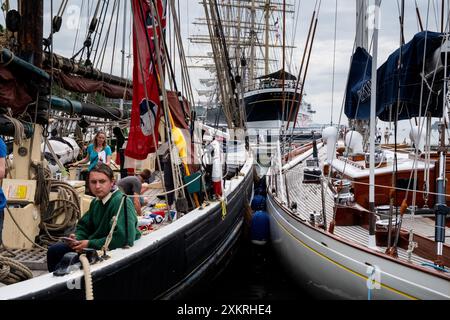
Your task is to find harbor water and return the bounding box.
[191,239,310,301]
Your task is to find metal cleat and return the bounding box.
[53,252,80,277]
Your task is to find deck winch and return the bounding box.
[333,180,354,205]
[303,158,321,184]
[365,149,386,168]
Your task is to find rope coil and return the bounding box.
[38,180,81,247]
[0,255,33,285]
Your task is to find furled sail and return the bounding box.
[345,31,447,121]
[53,71,133,100]
[125,0,166,160]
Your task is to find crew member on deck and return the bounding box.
[0,137,7,245]
[71,131,112,193]
[384,127,391,144]
[116,169,153,216]
[72,131,112,169]
[47,164,141,272]
[376,127,382,143]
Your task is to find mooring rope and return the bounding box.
[0,255,33,285]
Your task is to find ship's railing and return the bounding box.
[242,79,300,92]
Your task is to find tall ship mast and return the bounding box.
[189,0,316,129]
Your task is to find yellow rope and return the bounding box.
[221,199,227,220]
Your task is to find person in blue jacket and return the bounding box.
[0,137,7,245]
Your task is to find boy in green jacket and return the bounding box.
[47,164,141,272]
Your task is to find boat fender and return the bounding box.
[345,131,363,154]
[250,210,270,245]
[256,178,267,190]
[322,126,338,163]
[251,195,267,211]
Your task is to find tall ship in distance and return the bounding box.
[189,0,319,177]
[189,0,317,132]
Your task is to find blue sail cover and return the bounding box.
[377,31,445,121]
[345,31,446,121]
[344,47,372,120]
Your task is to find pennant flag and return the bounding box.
[126,0,167,160]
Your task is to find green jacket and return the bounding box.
[76,190,141,250]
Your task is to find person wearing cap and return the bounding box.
[116,169,152,216]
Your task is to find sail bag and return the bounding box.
[345,31,447,121]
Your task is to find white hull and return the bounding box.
[267,195,450,300]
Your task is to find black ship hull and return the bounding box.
[244,88,301,123]
[5,161,254,300]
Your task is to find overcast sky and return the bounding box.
[1,0,447,125]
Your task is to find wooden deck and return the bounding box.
[284,147,449,268]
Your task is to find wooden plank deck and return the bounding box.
[283,147,446,267]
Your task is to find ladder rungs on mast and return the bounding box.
[189,37,295,49]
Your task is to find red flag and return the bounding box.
[126,0,167,160]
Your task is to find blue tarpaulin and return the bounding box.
[344,47,372,120]
[345,31,446,122]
